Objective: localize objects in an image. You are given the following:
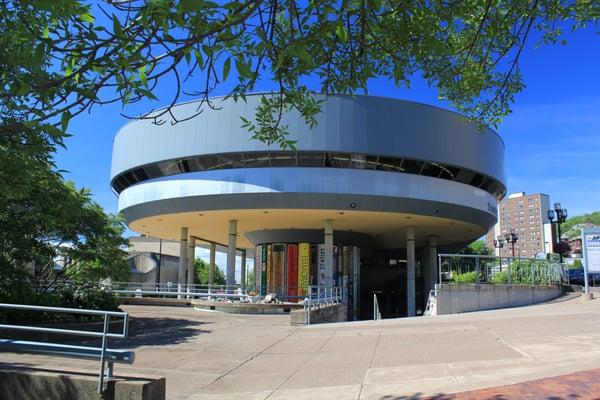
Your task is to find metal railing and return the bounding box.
[110,282,346,305]
[423,290,437,316]
[373,293,382,321]
[438,254,567,286]
[0,303,132,394]
[109,282,247,300]
[303,286,346,325]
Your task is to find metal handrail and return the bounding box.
[0,303,131,394]
[437,253,566,286]
[302,286,346,326]
[373,293,382,321]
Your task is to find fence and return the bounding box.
[110,282,346,305]
[0,303,132,394]
[109,282,247,300]
[373,293,382,320]
[438,254,567,286]
[303,286,346,325]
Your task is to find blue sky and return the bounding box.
[56,25,600,266]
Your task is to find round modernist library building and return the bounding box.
[111,94,506,319]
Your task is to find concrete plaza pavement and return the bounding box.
[3,294,600,399]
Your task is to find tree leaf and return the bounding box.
[80,12,95,24]
[335,24,348,43]
[61,110,71,132]
[223,57,231,81]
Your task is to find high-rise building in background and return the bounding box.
[485,192,555,258]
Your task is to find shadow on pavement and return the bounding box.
[111,316,212,348]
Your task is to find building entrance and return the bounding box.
[359,252,425,320]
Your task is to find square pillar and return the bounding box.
[226,220,237,290]
[209,242,216,286]
[178,227,188,295]
[187,236,196,287]
[241,250,247,292]
[429,235,438,292]
[406,226,416,317]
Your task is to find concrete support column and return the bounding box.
[209,242,216,287]
[226,220,237,290]
[178,227,188,295]
[187,236,196,288]
[406,226,416,317]
[324,219,334,287]
[429,235,438,291]
[241,250,247,292]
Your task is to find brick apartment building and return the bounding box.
[485,192,555,258]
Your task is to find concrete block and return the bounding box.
[0,367,165,400]
[435,284,563,315]
[289,304,347,325]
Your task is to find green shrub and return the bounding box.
[452,271,477,283]
[0,282,119,324]
[490,270,508,284]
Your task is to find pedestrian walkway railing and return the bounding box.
[303,286,346,325]
[423,290,437,316]
[109,282,247,300]
[438,254,567,286]
[373,293,382,321]
[0,303,133,394]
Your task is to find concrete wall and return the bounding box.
[0,368,165,400]
[290,304,347,325]
[435,284,563,315]
[193,301,304,315]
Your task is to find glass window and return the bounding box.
[422,162,442,178]
[244,152,270,167]
[270,152,297,167]
[112,150,505,200]
[331,153,351,168]
[351,154,367,169]
[402,159,424,174]
[298,153,323,167]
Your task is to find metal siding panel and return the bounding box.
[111,94,506,187]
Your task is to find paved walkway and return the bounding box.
[3,294,600,399]
[427,367,600,399]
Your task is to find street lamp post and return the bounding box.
[504,230,518,258]
[494,236,505,256]
[548,202,568,263]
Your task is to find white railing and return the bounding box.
[109,282,247,300]
[423,290,437,316]
[373,293,382,321]
[303,286,346,325]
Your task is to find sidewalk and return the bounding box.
[2,294,600,399]
[428,367,600,399]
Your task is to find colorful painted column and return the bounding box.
[298,243,310,298]
[323,219,334,286]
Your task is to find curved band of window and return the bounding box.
[112,151,506,200]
